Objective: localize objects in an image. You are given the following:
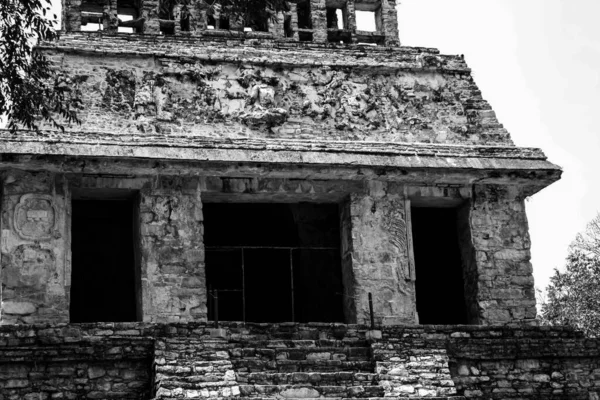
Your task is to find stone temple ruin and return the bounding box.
[1,0,600,399]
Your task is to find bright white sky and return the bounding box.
[397,0,600,294]
[45,0,600,294]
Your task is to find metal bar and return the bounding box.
[242,248,246,324]
[205,245,338,250]
[214,289,219,328]
[405,198,416,281]
[208,284,212,321]
[290,249,295,322]
[368,292,375,329]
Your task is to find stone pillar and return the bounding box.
[269,12,285,37]
[102,0,119,34]
[381,0,399,46]
[173,4,182,35]
[345,0,356,32]
[141,0,160,34]
[139,178,206,322]
[288,5,299,40]
[64,0,82,31]
[186,0,203,33]
[341,183,416,325]
[0,171,69,324]
[467,185,536,325]
[311,0,327,42]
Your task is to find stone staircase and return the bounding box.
[153,337,239,399]
[151,324,466,400]
[232,336,382,399]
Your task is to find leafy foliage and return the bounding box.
[0,0,80,132]
[540,214,600,337]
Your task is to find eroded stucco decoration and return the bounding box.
[13,194,58,240]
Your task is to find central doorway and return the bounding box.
[411,206,468,325]
[204,203,344,323]
[70,195,139,323]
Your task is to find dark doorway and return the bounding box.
[411,207,468,325]
[70,199,138,323]
[204,203,344,323]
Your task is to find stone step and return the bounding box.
[230,346,371,361]
[156,398,466,400]
[238,397,466,400]
[239,384,386,398]
[155,381,239,399]
[233,358,374,372]
[230,339,370,349]
[227,326,366,342]
[236,371,379,385]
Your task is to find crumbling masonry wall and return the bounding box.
[0,171,69,324]
[0,170,538,326]
[341,184,416,325]
[134,178,206,322]
[467,185,536,324]
[41,35,511,146]
[63,0,400,46]
[1,323,600,399]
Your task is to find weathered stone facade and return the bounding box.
[1,171,70,324]
[41,36,509,146]
[0,172,551,327]
[1,322,600,399]
[2,0,593,398]
[139,179,206,323]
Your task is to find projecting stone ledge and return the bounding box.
[0,130,561,191]
[41,32,469,73]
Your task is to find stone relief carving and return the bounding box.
[14,194,58,240]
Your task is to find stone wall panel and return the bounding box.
[139,178,206,323]
[0,171,69,324]
[468,185,536,325]
[343,186,415,325]
[40,38,511,146]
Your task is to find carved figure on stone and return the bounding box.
[14,194,58,240]
[2,245,53,289]
[135,73,173,122]
[249,84,275,107]
[238,74,287,129]
[102,69,136,112]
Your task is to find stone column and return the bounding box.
[288,5,299,40]
[269,12,285,37]
[173,4,182,35]
[141,0,160,34]
[102,0,119,34]
[380,0,399,46]
[0,171,69,324]
[186,0,203,33]
[344,0,356,32]
[64,0,82,31]
[467,185,536,325]
[139,178,206,323]
[311,0,327,42]
[341,183,416,325]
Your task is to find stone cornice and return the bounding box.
[38,32,471,73]
[0,130,561,192]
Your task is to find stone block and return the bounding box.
[2,301,37,315]
[366,329,382,342]
[209,328,227,338]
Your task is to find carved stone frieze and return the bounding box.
[13,194,58,240]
